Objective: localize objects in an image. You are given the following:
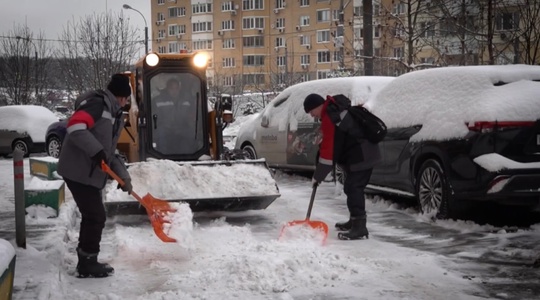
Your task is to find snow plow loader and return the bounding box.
[104,52,280,215]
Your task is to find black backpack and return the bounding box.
[327,94,387,144]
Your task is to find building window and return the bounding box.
[157,12,165,22]
[317,51,331,63]
[317,70,330,79]
[243,55,265,66]
[224,76,235,86]
[158,0,165,5]
[420,22,434,38]
[169,42,179,53]
[157,45,166,53]
[300,35,311,45]
[169,7,185,18]
[168,24,181,36]
[393,3,406,14]
[158,29,166,38]
[276,0,286,9]
[223,57,236,68]
[192,3,213,14]
[243,36,265,47]
[496,12,519,31]
[301,54,310,65]
[242,74,265,85]
[193,22,213,33]
[222,20,235,30]
[300,73,310,82]
[222,38,236,49]
[393,47,404,58]
[242,0,264,10]
[193,40,213,50]
[276,18,285,28]
[276,56,286,67]
[333,51,340,62]
[300,16,310,26]
[374,26,380,38]
[317,30,330,43]
[242,17,265,29]
[317,10,330,22]
[222,1,234,11]
[300,0,309,6]
[332,10,340,21]
[275,37,284,47]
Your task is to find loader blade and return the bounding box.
[104,159,280,215]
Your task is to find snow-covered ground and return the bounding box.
[1,156,540,300]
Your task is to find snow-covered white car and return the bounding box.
[234,76,395,172]
[0,105,59,157]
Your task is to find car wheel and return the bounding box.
[242,144,258,159]
[415,159,453,219]
[13,140,29,157]
[334,164,346,185]
[47,136,62,158]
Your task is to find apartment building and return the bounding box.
[151,0,354,93]
[352,0,538,75]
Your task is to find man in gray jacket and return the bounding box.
[58,74,133,278]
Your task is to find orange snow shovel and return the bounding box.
[279,182,329,244]
[101,161,177,243]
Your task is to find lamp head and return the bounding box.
[123,4,132,9]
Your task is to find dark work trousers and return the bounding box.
[343,168,373,217]
[64,178,106,254]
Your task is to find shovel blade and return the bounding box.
[279,219,329,244]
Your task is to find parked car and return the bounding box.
[366,64,540,218]
[234,76,395,174]
[236,65,540,218]
[0,105,59,157]
[45,119,67,158]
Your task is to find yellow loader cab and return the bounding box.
[107,52,280,214]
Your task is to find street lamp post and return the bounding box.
[123,4,149,54]
[16,36,38,101]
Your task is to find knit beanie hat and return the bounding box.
[107,74,132,97]
[303,93,325,113]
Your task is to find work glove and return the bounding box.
[118,178,133,194]
[91,150,107,166]
[313,163,333,183]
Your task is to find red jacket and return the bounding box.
[318,100,335,167]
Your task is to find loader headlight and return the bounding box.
[193,53,209,68]
[145,53,159,67]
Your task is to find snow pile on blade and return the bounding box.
[104,159,279,202]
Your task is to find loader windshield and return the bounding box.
[149,73,205,156]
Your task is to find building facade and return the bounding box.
[150,0,540,93]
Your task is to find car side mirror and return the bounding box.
[261,115,269,128]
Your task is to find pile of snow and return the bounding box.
[369,64,540,141]
[0,105,59,142]
[0,238,15,274]
[105,159,279,202]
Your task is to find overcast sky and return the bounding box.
[1,0,151,53]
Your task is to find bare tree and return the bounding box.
[57,12,140,96]
[0,26,54,105]
[515,0,540,64]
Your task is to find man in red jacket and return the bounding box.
[304,93,381,240]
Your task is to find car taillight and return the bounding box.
[467,121,536,133]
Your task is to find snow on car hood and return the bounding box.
[0,105,59,143]
[369,65,540,141]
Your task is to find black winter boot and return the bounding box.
[335,219,352,231]
[337,216,369,240]
[76,248,114,278]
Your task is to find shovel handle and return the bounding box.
[305,182,318,220]
[101,161,144,204]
